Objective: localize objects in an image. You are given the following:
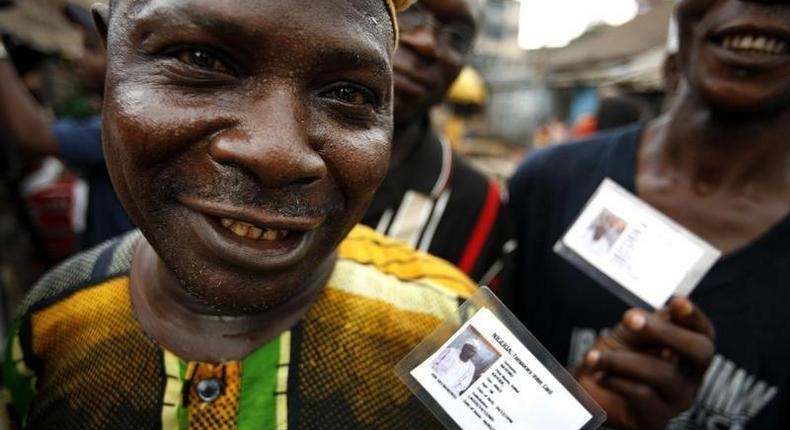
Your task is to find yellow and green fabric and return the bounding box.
[2,225,475,429]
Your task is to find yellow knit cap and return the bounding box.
[385,0,417,42]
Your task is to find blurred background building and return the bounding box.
[435,0,675,177]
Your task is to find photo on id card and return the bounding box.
[395,287,605,430]
[554,178,720,309]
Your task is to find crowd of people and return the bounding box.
[0,0,787,428]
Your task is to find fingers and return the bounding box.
[616,308,715,371]
[597,375,668,430]
[667,297,716,340]
[598,375,657,407]
[584,348,691,401]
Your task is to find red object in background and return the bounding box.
[25,174,78,264]
[571,114,598,139]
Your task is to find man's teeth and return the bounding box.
[262,229,280,241]
[220,218,289,241]
[721,35,787,55]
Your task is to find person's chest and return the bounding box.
[635,173,790,255]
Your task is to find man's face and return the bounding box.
[393,0,476,125]
[676,0,790,114]
[460,343,477,361]
[99,0,393,314]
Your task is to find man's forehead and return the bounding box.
[102,0,395,98]
[108,0,393,64]
[112,0,391,38]
[113,0,388,12]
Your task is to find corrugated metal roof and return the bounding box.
[0,0,106,59]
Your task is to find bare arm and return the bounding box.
[0,41,59,156]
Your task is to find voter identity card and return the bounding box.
[395,288,605,430]
[554,178,721,309]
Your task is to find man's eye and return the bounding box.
[174,48,233,75]
[443,30,473,55]
[324,86,376,106]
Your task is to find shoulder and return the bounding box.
[512,125,638,186]
[335,225,476,316]
[450,153,490,188]
[4,231,143,413]
[338,225,476,296]
[18,230,141,317]
[510,125,642,207]
[449,152,504,205]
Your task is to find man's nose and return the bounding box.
[399,25,441,60]
[208,89,327,189]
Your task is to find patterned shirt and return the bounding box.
[2,225,476,429]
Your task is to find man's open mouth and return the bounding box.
[711,29,789,57]
[220,217,291,241]
[176,196,326,270]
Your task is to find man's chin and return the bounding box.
[690,55,790,116]
[180,276,304,316]
[394,95,430,125]
[699,85,790,117]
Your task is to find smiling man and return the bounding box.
[0,0,488,428]
[361,0,514,288]
[509,0,789,428]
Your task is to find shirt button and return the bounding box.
[196,378,222,403]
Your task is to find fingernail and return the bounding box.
[626,311,646,331]
[678,299,694,317]
[586,349,601,367]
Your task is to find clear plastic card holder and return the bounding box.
[395,287,606,430]
[554,178,721,310]
[553,239,655,309]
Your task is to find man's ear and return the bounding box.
[91,3,110,48]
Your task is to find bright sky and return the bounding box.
[517,0,640,50]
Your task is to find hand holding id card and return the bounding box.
[554,179,721,309]
[395,288,606,430]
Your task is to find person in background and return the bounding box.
[508,0,789,427]
[0,4,133,250]
[569,113,598,139]
[595,93,652,133]
[361,0,514,289]
[532,117,569,148]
